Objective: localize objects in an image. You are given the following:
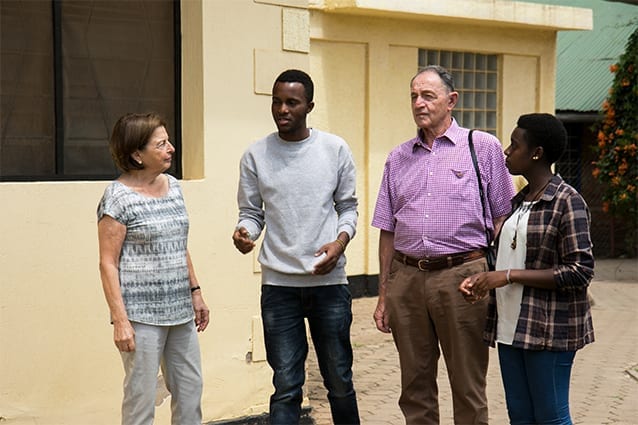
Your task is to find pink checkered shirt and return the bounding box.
[372,119,515,258]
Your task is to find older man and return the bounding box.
[372,65,515,424]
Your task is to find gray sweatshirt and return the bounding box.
[237,129,358,287]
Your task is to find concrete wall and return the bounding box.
[0,0,591,423]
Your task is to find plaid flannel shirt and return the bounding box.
[485,175,595,351]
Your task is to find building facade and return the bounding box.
[0,0,591,422]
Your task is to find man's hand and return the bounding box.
[312,240,343,275]
[232,227,255,254]
[373,297,391,333]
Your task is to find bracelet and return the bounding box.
[505,269,512,285]
[335,238,346,252]
[190,285,201,293]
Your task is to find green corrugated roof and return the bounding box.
[521,0,638,112]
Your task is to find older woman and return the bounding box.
[459,113,594,425]
[97,112,209,425]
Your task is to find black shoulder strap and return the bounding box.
[468,130,492,244]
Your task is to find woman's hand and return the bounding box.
[459,270,510,303]
[192,291,210,332]
[113,319,136,352]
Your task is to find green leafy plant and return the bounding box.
[592,27,638,255]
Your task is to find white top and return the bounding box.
[494,201,536,345]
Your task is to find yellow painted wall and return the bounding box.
[0,0,590,423]
[309,40,369,274]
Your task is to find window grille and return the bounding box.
[418,50,498,135]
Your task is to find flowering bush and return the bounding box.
[592,28,637,243]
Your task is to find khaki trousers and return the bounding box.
[386,257,489,425]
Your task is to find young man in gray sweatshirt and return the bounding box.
[233,69,360,424]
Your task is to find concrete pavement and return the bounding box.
[306,259,638,424]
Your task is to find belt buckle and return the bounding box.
[417,258,430,271]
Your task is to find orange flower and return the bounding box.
[622,78,630,87]
[612,176,621,186]
[619,193,628,201]
[615,128,625,136]
[602,201,610,213]
[627,185,636,193]
[592,168,601,179]
[618,160,628,175]
[610,64,619,73]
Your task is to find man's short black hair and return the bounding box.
[517,113,568,164]
[274,69,314,103]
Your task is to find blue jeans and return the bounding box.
[498,344,576,425]
[261,284,360,425]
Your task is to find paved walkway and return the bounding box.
[306,259,638,424]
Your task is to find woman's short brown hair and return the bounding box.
[109,112,167,172]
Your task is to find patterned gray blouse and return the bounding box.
[97,174,194,326]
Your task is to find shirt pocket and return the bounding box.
[448,168,474,200]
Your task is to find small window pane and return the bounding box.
[418,50,427,66]
[464,92,475,107]
[463,73,474,89]
[487,92,497,109]
[476,92,486,108]
[427,51,438,66]
[453,52,463,69]
[464,53,475,69]
[487,112,497,129]
[463,111,473,128]
[476,54,487,70]
[488,55,498,70]
[440,51,452,68]
[476,72,486,90]
[476,113,486,128]
[487,72,497,90]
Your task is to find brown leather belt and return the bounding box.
[393,249,486,272]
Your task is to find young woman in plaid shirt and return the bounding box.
[459,113,594,425]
